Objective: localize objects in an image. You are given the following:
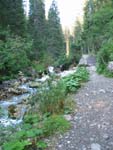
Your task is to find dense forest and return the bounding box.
[0,0,113,82]
[0,0,66,81]
[75,0,113,75]
[0,0,113,149]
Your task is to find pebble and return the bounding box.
[98,124,101,129]
[82,145,87,150]
[90,138,94,141]
[99,89,106,93]
[88,105,92,109]
[67,141,71,144]
[64,115,72,121]
[85,93,89,96]
[92,91,97,95]
[91,143,101,150]
[103,134,109,140]
[58,145,62,148]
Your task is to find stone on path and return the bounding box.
[64,115,73,121]
[107,61,113,72]
[91,143,101,150]
[79,55,96,66]
[99,89,106,93]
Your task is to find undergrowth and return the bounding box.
[2,66,89,150]
[2,114,70,150]
[62,67,89,93]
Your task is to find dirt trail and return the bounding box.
[56,66,113,150]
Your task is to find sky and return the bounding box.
[45,0,86,30]
[24,0,86,30]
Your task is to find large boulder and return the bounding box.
[107,61,113,72]
[79,55,96,66]
[48,66,54,74]
[18,71,28,83]
[8,105,17,119]
[8,104,26,119]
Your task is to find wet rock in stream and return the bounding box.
[0,66,77,126]
[8,105,17,119]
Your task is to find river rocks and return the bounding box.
[29,82,41,88]
[79,55,88,66]
[8,104,26,120]
[107,61,113,72]
[18,71,27,83]
[60,64,70,71]
[12,81,20,88]
[14,105,26,119]
[0,84,29,100]
[35,75,50,82]
[0,88,14,100]
[0,90,7,100]
[8,105,17,119]
[54,67,61,73]
[58,68,76,78]
[8,87,28,95]
[48,66,54,74]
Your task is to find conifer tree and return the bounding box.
[47,0,64,60]
[82,0,113,53]
[29,0,46,60]
[74,20,82,50]
[82,0,95,53]
[0,0,26,37]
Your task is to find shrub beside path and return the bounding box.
[55,66,113,150]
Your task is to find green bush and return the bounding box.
[32,52,54,73]
[32,62,46,73]
[0,34,32,81]
[37,141,47,149]
[97,40,113,74]
[3,140,30,150]
[2,113,70,150]
[54,53,76,68]
[74,67,89,81]
[31,79,66,114]
[62,67,89,93]
[43,115,70,135]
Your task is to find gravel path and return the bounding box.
[55,66,113,150]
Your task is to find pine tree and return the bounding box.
[47,0,64,60]
[82,0,95,53]
[29,0,46,60]
[0,0,26,37]
[82,0,113,53]
[74,20,83,50]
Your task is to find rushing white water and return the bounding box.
[0,84,37,127]
[0,67,77,127]
[58,67,77,77]
[35,75,50,82]
[0,106,26,127]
